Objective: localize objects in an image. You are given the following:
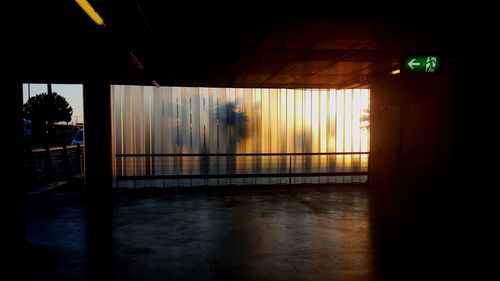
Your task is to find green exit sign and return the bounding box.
[404,56,439,73]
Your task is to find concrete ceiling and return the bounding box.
[14,1,469,88]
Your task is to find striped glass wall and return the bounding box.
[111,86,370,187]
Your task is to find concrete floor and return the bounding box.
[26,184,485,281]
[113,186,374,281]
[26,192,87,281]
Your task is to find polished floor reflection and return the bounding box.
[113,186,376,281]
[27,184,480,281]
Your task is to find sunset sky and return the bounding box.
[22,83,84,124]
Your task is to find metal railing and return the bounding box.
[24,145,85,187]
[115,152,369,187]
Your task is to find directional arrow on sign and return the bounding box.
[403,56,439,73]
[407,58,420,70]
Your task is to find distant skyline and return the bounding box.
[23,83,84,124]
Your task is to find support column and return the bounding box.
[83,81,112,280]
[3,80,24,279]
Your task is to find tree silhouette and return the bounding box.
[23,92,73,144]
[360,108,370,129]
[23,92,73,123]
[219,102,249,176]
[222,102,249,143]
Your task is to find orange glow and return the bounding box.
[308,89,369,153]
[111,86,370,185]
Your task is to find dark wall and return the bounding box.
[4,81,25,279]
[370,71,453,220]
[368,64,496,280]
[369,71,457,280]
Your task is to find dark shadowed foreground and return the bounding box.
[26,184,484,281]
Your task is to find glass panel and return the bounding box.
[111,86,370,187]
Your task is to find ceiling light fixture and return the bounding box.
[74,0,105,26]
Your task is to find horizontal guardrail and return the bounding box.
[24,145,85,188]
[115,152,369,187]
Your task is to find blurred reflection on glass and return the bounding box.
[111,86,370,187]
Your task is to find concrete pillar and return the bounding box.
[83,81,112,280]
[368,72,457,280]
[3,80,24,278]
[83,82,112,196]
[370,72,453,218]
